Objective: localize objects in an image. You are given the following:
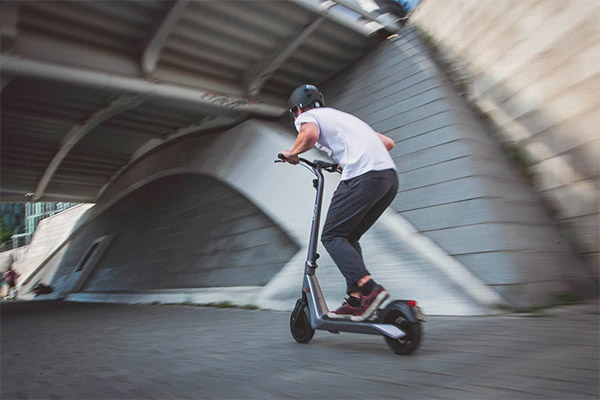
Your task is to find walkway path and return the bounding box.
[1,300,598,399]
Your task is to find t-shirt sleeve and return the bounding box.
[294,113,320,133]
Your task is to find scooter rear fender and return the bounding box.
[381,300,422,323]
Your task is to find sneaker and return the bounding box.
[351,285,389,322]
[327,298,362,319]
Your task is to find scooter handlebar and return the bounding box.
[276,153,312,166]
[276,153,340,173]
[314,160,341,173]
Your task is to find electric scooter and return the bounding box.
[276,154,424,355]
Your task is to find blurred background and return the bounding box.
[1,0,598,313]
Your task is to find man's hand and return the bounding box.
[376,132,395,151]
[280,150,300,164]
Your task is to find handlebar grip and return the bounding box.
[276,153,329,170]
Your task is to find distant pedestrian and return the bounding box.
[0,250,14,299]
[32,283,53,297]
[3,266,20,300]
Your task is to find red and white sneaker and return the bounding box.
[351,285,389,321]
[327,298,362,319]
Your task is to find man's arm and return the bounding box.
[281,122,319,164]
[376,132,395,151]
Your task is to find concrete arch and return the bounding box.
[63,119,501,315]
[50,171,299,298]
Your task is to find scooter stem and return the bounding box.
[305,167,324,274]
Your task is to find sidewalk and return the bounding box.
[1,300,598,399]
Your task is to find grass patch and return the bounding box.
[554,292,582,306]
[209,301,237,309]
[514,292,584,315]
[493,303,512,311]
[515,306,549,317]
[159,301,260,310]
[505,143,536,184]
[416,26,472,99]
[210,302,259,310]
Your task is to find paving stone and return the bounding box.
[1,301,598,399]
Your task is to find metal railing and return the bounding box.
[0,234,31,253]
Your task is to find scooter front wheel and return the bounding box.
[290,299,315,343]
[379,302,422,355]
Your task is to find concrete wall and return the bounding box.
[34,20,596,311]
[50,173,298,295]
[322,25,595,306]
[9,204,94,299]
[47,120,502,315]
[410,0,600,272]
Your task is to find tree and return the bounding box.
[0,220,14,245]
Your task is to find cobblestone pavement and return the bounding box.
[1,300,598,400]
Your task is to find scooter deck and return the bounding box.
[315,314,406,339]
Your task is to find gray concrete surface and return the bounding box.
[323,26,596,307]
[51,173,298,294]
[42,120,499,316]
[19,24,595,317]
[1,300,598,400]
[411,1,600,272]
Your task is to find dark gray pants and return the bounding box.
[321,169,398,295]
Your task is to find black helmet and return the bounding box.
[288,84,325,118]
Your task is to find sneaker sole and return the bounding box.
[350,290,389,322]
[326,311,354,319]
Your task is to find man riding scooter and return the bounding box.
[280,84,397,322]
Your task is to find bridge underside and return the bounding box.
[1,0,393,203]
[3,3,596,311]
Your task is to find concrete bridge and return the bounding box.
[2,1,597,314]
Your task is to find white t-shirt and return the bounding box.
[294,107,397,181]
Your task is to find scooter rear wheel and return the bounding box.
[290,304,315,343]
[380,308,422,355]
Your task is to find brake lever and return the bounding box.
[325,164,341,173]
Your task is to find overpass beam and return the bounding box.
[33,95,145,201]
[245,16,326,97]
[331,0,400,32]
[1,1,18,44]
[0,55,285,116]
[0,0,18,92]
[1,74,13,91]
[96,113,245,202]
[142,0,190,77]
[290,0,377,36]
